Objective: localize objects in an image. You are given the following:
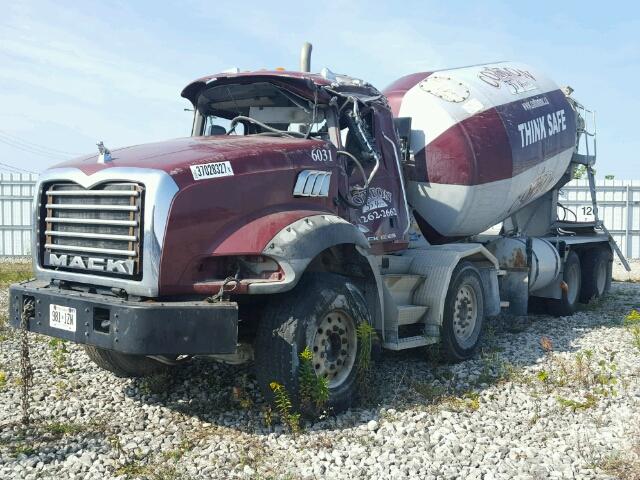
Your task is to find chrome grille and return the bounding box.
[41,182,143,277]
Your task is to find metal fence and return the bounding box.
[0,172,38,256]
[0,173,637,258]
[559,179,640,259]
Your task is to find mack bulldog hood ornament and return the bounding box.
[96,141,112,163]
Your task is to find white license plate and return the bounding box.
[50,304,76,332]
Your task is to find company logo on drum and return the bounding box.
[478,66,537,94]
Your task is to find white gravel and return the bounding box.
[1,281,640,479]
[613,258,640,282]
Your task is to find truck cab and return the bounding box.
[184,70,412,252]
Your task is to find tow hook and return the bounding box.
[207,277,240,303]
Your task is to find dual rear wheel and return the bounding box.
[543,246,612,317]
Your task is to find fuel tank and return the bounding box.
[384,62,578,240]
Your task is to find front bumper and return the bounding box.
[9,280,238,356]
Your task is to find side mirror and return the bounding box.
[208,125,227,136]
[393,117,412,162]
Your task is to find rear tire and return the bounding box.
[254,273,370,413]
[441,262,485,362]
[84,346,167,378]
[579,247,612,303]
[546,251,581,317]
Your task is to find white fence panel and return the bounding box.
[0,173,637,259]
[560,179,640,259]
[0,172,38,256]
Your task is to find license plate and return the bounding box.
[50,304,76,332]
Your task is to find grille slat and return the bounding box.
[45,217,138,227]
[41,182,143,277]
[44,231,137,242]
[46,190,140,197]
[44,243,138,257]
[45,204,139,211]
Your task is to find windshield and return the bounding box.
[193,82,333,141]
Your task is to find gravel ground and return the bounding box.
[1,281,640,480]
[613,258,640,282]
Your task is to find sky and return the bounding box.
[0,0,639,178]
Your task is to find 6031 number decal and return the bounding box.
[311,148,332,162]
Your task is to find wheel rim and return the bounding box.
[311,310,357,389]
[453,284,478,348]
[595,260,607,295]
[565,262,580,304]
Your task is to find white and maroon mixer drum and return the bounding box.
[384,62,577,240]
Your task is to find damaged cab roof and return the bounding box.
[181,69,385,107]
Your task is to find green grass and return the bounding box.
[598,452,640,480]
[556,393,598,412]
[139,372,173,395]
[412,381,481,412]
[115,461,150,478]
[48,338,69,371]
[0,262,33,334]
[630,326,640,353]
[532,349,619,411]
[115,444,189,480]
[0,314,8,333]
[9,443,37,456]
[444,391,481,412]
[413,382,447,402]
[624,309,640,326]
[0,262,33,286]
[42,421,86,437]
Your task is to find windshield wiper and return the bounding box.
[227,115,306,138]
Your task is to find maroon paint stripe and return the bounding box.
[383,72,432,116]
[426,108,513,185]
[413,89,576,186]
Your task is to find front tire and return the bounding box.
[84,346,167,378]
[254,273,370,413]
[546,251,581,317]
[441,262,485,362]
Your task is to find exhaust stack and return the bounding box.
[300,42,312,72]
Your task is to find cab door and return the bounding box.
[337,103,410,252]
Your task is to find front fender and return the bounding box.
[250,214,371,294]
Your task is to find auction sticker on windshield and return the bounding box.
[190,161,234,180]
[50,304,76,332]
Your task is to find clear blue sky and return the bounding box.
[1,0,638,178]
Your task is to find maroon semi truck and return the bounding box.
[10,45,623,410]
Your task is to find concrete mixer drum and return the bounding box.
[385,62,579,242]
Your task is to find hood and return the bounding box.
[51,135,329,188]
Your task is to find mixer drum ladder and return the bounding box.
[570,101,630,272]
